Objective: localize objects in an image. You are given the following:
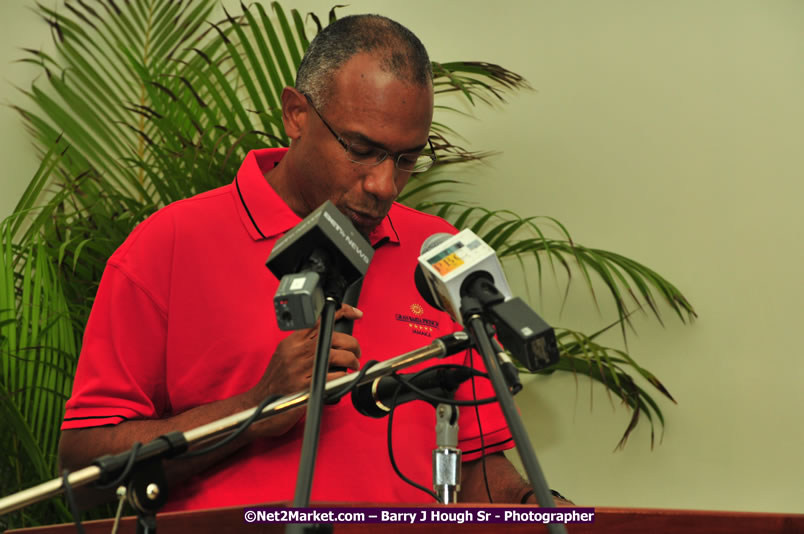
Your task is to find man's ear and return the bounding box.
[281,87,308,140]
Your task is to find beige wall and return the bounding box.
[2,0,803,515]
[0,1,46,218]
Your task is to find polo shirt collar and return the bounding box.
[232,148,400,247]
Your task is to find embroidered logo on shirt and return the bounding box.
[395,303,439,337]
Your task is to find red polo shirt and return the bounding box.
[63,148,512,510]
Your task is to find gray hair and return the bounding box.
[295,14,432,111]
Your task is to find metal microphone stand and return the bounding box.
[460,295,567,534]
[0,333,471,531]
[287,292,340,534]
[433,403,461,504]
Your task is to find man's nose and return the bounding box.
[363,157,400,202]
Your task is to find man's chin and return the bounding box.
[345,210,385,239]
[354,222,377,240]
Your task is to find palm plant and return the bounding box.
[0,1,695,528]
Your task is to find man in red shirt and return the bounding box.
[59,14,542,508]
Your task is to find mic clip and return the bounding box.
[433,403,461,504]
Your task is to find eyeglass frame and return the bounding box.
[301,92,436,173]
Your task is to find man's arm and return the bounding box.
[460,452,573,505]
[58,383,295,476]
[58,306,363,506]
[58,387,292,510]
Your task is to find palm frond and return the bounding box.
[538,326,676,450]
[1,155,79,527]
[432,61,531,105]
[412,200,697,333]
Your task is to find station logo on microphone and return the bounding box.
[395,303,439,337]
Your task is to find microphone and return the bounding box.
[351,366,475,418]
[266,201,373,330]
[416,229,513,324]
[334,277,363,335]
[415,230,559,372]
[328,277,364,374]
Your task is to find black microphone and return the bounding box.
[266,201,374,330]
[351,367,475,418]
[334,235,388,335]
[333,277,363,335]
[328,277,364,375]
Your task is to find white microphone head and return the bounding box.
[416,229,512,325]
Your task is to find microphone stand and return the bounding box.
[287,293,339,534]
[433,403,461,504]
[460,296,567,534]
[0,333,471,528]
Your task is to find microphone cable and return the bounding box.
[179,394,282,459]
[62,469,87,534]
[325,360,380,401]
[181,359,382,459]
[384,363,497,501]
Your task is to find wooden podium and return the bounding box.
[7,504,804,533]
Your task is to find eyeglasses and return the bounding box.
[303,93,436,173]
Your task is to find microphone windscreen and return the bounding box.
[420,232,452,255]
[414,265,442,311]
[413,232,453,311]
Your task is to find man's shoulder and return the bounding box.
[159,183,234,220]
[111,184,234,263]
